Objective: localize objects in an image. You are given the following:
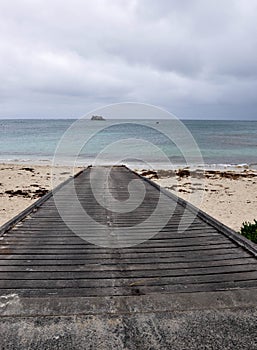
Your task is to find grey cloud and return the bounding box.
[0,0,256,119]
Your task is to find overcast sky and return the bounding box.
[0,0,257,119]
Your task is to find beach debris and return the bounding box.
[32,188,49,198]
[176,169,190,177]
[5,189,31,198]
[140,170,158,179]
[20,167,35,172]
[5,187,48,199]
[205,170,257,179]
[178,189,191,193]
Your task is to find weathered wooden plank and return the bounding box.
[1,263,257,281]
[0,257,255,272]
[0,247,242,260]
[0,253,251,266]
[0,236,234,249]
[1,279,257,298]
[1,272,257,291]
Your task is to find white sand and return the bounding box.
[0,164,81,226]
[148,169,257,232]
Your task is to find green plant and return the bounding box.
[240,220,257,244]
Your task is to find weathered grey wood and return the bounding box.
[0,257,255,272]
[1,263,257,281]
[0,252,251,266]
[1,165,257,350]
[1,279,257,298]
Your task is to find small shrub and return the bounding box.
[240,220,257,244]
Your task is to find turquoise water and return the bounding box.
[0,119,257,169]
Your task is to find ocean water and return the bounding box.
[0,119,257,169]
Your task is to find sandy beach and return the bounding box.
[139,168,257,232]
[0,163,257,232]
[0,164,81,227]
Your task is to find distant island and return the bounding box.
[91,115,105,121]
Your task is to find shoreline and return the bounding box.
[1,158,257,172]
[0,163,257,232]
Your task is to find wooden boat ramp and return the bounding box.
[0,166,257,349]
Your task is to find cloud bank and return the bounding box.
[0,0,256,119]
